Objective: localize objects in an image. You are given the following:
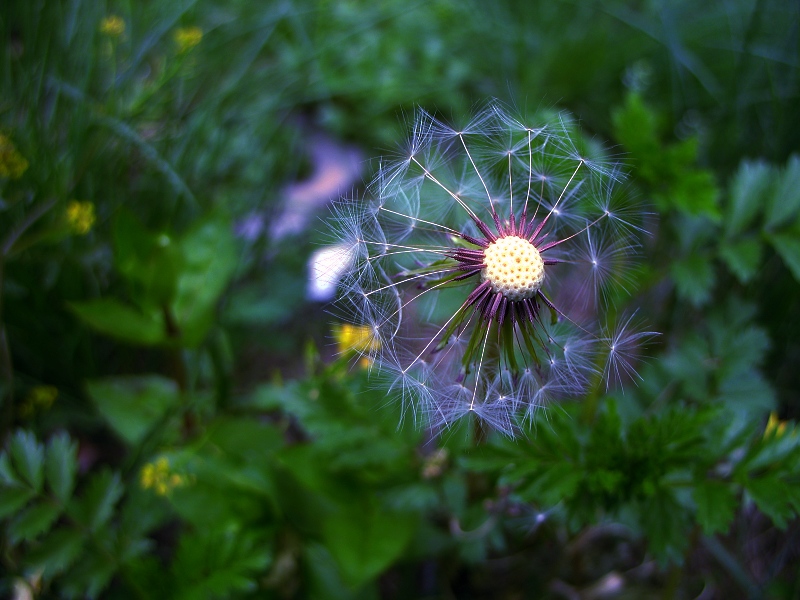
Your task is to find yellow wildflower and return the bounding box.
[19,385,58,418]
[99,15,126,38]
[66,201,96,235]
[0,134,29,179]
[140,456,186,496]
[174,27,203,54]
[764,411,792,439]
[335,323,381,354]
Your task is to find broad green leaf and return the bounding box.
[114,209,183,306]
[26,528,84,577]
[69,298,165,346]
[322,501,418,588]
[9,430,44,491]
[172,217,238,346]
[726,160,774,235]
[86,376,179,445]
[45,432,78,503]
[718,238,762,283]
[693,481,737,536]
[670,255,715,306]
[768,231,800,281]
[765,155,800,229]
[9,500,62,542]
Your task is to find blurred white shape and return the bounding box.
[270,133,363,241]
[307,242,356,301]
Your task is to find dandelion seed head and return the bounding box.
[330,100,654,435]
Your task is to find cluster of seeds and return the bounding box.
[481,236,545,301]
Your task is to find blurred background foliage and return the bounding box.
[1,0,799,598]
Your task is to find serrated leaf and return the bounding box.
[745,475,795,529]
[719,238,762,283]
[69,298,165,346]
[86,376,179,445]
[9,500,62,542]
[71,471,123,532]
[726,160,774,235]
[26,528,84,577]
[768,231,800,281]
[9,430,45,491]
[639,491,691,565]
[693,481,737,536]
[766,154,800,229]
[45,433,78,503]
[670,255,715,306]
[0,484,36,519]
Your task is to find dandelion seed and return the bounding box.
[333,102,654,434]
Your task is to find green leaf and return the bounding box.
[693,481,737,536]
[0,484,36,519]
[86,376,179,445]
[745,475,796,529]
[719,238,762,283]
[765,154,800,229]
[69,298,165,346]
[45,432,78,503]
[639,490,691,565]
[670,254,715,306]
[114,209,183,306]
[768,231,800,281]
[171,216,238,346]
[9,500,62,542]
[26,528,84,577]
[71,471,124,532]
[322,501,418,588]
[9,430,45,491]
[726,160,774,235]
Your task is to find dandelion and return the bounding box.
[0,134,29,179]
[174,26,203,54]
[65,200,95,235]
[99,15,126,38]
[332,102,654,434]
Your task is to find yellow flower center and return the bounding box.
[481,235,544,301]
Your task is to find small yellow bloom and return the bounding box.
[99,15,126,38]
[335,323,381,354]
[0,134,29,179]
[174,26,203,54]
[66,201,96,235]
[140,456,186,495]
[19,385,58,418]
[764,411,791,439]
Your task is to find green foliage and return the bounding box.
[1,0,799,597]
